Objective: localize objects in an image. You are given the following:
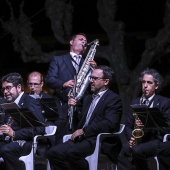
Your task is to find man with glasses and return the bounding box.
[27,71,51,99]
[47,65,122,170]
[0,72,45,170]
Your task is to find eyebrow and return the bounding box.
[78,38,87,42]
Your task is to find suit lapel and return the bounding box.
[153,95,160,108]
[63,54,76,76]
[18,93,26,108]
[88,90,109,124]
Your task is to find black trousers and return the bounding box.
[158,141,170,170]
[47,139,94,170]
[0,141,32,170]
[117,140,159,170]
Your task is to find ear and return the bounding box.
[41,82,44,88]
[70,40,73,46]
[104,79,110,86]
[17,84,22,92]
[155,85,159,90]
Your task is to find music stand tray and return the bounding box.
[130,104,170,129]
[1,102,45,128]
[39,98,59,121]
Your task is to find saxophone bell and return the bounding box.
[132,113,144,146]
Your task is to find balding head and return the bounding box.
[27,71,44,95]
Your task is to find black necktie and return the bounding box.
[143,99,149,106]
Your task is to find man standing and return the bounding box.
[47,65,122,170]
[0,72,45,170]
[117,68,170,170]
[45,33,97,139]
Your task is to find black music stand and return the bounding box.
[130,104,170,129]
[131,104,170,154]
[38,98,59,121]
[1,102,46,170]
[1,102,46,128]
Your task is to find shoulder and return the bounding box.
[155,94,170,100]
[51,53,70,61]
[40,91,52,98]
[155,94,170,104]
[104,89,121,100]
[21,93,37,102]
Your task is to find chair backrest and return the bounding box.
[114,124,125,134]
[63,124,125,170]
[45,125,57,136]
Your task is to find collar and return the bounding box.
[14,91,24,105]
[93,89,108,99]
[70,52,82,59]
[141,94,155,103]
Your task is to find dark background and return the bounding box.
[0,0,168,94]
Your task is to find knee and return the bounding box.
[47,147,59,159]
[132,146,143,157]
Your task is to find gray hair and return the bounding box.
[139,68,163,90]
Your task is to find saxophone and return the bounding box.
[132,113,144,146]
[68,39,99,130]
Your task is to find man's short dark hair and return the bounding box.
[70,33,87,41]
[95,65,114,85]
[1,72,24,91]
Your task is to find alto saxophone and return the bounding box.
[132,113,144,146]
[68,39,99,130]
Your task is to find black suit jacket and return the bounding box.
[39,91,52,98]
[8,93,45,141]
[78,89,122,146]
[45,53,84,102]
[125,94,170,142]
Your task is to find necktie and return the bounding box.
[83,94,100,127]
[73,55,80,73]
[143,99,149,106]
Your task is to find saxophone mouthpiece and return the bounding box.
[82,43,87,47]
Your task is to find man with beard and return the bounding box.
[47,65,122,170]
[117,68,170,170]
[0,72,45,170]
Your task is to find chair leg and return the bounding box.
[47,160,51,170]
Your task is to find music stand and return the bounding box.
[1,102,46,170]
[130,104,170,129]
[38,98,59,121]
[1,102,46,128]
[131,104,170,154]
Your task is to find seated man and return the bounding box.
[0,72,45,170]
[47,65,123,170]
[117,68,170,170]
[27,71,51,99]
[27,71,57,158]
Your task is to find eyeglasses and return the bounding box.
[27,83,41,87]
[1,86,14,93]
[89,76,104,81]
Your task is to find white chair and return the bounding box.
[63,124,125,170]
[150,133,170,170]
[19,125,57,170]
[0,125,57,170]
